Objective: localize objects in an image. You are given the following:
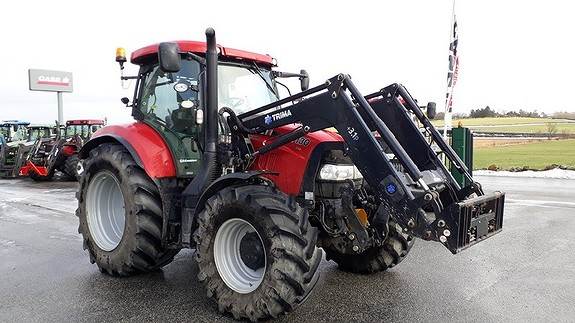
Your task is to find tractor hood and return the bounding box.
[248,124,344,195]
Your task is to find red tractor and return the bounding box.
[77,28,505,321]
[21,119,104,181]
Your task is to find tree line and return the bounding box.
[435,106,575,120]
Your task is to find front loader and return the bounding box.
[76,28,505,321]
[227,73,504,255]
[21,119,104,181]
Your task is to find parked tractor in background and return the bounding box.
[21,119,104,181]
[0,121,29,178]
[76,29,505,321]
[0,124,54,178]
[0,120,29,143]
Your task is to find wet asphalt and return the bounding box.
[1,175,574,322]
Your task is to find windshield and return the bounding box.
[218,64,278,115]
[139,60,278,127]
[29,128,52,141]
[1,126,26,142]
[66,125,102,139]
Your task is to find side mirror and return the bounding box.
[300,69,309,91]
[121,97,130,105]
[158,42,181,73]
[426,102,437,120]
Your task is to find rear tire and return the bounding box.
[194,184,322,321]
[77,143,179,276]
[324,220,414,274]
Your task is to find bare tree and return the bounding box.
[546,122,558,139]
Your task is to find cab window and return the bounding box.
[139,60,201,130]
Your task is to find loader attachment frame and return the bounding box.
[225,74,504,253]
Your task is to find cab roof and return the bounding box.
[66,119,105,126]
[130,41,274,67]
[1,120,30,126]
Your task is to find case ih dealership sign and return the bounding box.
[28,69,73,92]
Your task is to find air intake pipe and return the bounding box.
[204,27,218,157]
[191,27,219,189]
[181,28,220,246]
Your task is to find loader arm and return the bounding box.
[225,74,505,254]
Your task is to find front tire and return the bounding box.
[324,220,414,274]
[77,143,179,276]
[194,184,322,321]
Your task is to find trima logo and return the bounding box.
[264,110,293,125]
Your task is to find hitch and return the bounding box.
[441,191,505,253]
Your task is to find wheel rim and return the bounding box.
[214,218,266,294]
[86,170,126,251]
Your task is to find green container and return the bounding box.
[450,127,473,187]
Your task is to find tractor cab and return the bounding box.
[0,120,30,143]
[64,120,105,141]
[117,41,308,177]
[26,125,55,142]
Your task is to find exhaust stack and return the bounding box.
[204,27,218,154]
[181,27,220,247]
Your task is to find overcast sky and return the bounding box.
[1,0,573,124]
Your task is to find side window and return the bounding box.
[139,60,201,132]
[141,70,177,123]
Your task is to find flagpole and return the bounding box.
[443,0,456,140]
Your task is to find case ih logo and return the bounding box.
[36,75,70,86]
[28,69,73,93]
[264,110,292,125]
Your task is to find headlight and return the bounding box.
[318,164,363,181]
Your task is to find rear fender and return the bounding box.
[79,122,176,179]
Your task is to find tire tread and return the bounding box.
[194,184,322,321]
[77,143,179,276]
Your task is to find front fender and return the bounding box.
[194,171,271,215]
[180,170,269,248]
